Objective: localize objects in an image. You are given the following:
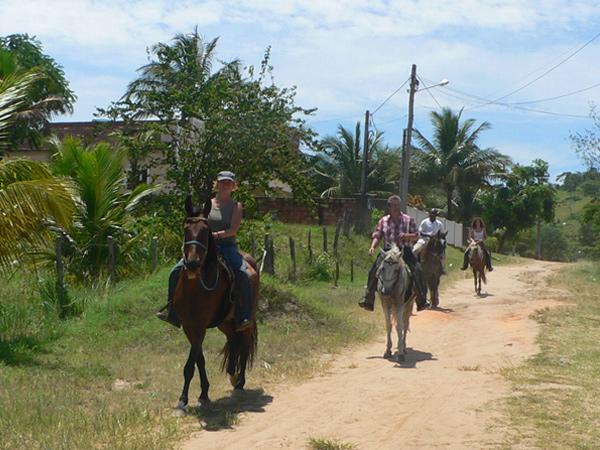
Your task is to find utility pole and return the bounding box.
[400,64,419,213]
[358,109,370,233]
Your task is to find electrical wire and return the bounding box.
[507,81,600,105]
[371,77,410,115]
[416,75,443,109]
[470,30,600,110]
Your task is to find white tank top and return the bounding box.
[473,229,485,241]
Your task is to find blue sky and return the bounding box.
[2,0,600,180]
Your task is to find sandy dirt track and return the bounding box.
[182,260,566,449]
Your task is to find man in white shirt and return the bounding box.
[413,208,446,263]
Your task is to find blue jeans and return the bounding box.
[168,243,252,324]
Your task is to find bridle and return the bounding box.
[182,231,220,292]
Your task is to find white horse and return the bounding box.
[376,245,415,362]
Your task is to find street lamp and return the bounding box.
[399,65,449,213]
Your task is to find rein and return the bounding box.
[183,239,220,292]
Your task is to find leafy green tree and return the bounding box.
[49,137,156,279]
[570,103,600,169]
[111,28,316,203]
[0,70,76,271]
[312,122,396,198]
[0,34,76,151]
[414,107,511,220]
[479,159,556,252]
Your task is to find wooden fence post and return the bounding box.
[333,219,342,257]
[334,259,339,287]
[55,235,65,304]
[350,258,354,282]
[107,235,116,282]
[262,234,275,275]
[342,210,351,237]
[151,236,158,272]
[289,236,296,281]
[323,227,328,253]
[308,229,313,262]
[251,235,257,259]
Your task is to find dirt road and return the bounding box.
[182,260,566,449]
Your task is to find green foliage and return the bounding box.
[49,137,156,279]
[110,28,316,202]
[0,34,76,150]
[312,122,397,198]
[371,207,385,229]
[303,251,336,281]
[479,159,556,252]
[485,235,499,253]
[570,103,600,169]
[237,213,273,255]
[513,223,573,261]
[413,107,511,221]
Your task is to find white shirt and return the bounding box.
[418,218,445,237]
[473,229,485,241]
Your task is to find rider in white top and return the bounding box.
[413,208,445,257]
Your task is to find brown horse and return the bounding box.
[420,230,447,308]
[467,240,487,295]
[172,196,259,414]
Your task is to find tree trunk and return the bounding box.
[446,186,453,220]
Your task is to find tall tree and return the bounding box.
[0,68,76,271]
[313,122,396,198]
[479,159,556,252]
[570,103,600,169]
[112,28,316,202]
[414,107,511,220]
[0,34,76,151]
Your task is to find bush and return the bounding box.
[486,236,499,253]
[302,251,335,281]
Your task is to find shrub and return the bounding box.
[302,251,335,281]
[486,236,499,253]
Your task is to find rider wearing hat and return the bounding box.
[413,208,446,263]
[157,170,253,331]
[358,195,430,312]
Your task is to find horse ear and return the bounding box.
[443,231,448,237]
[202,197,212,217]
[184,195,194,217]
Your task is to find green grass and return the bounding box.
[0,221,513,449]
[308,437,357,450]
[500,261,600,448]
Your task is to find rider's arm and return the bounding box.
[369,217,385,252]
[214,202,242,240]
[402,218,419,242]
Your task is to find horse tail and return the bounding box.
[221,323,258,373]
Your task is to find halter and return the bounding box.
[182,239,220,291]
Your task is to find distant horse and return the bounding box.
[467,240,487,296]
[376,245,414,362]
[420,230,447,308]
[172,196,259,414]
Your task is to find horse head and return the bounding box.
[424,230,447,259]
[182,195,216,278]
[376,245,407,296]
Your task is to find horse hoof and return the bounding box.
[198,396,211,406]
[229,373,239,387]
[383,350,392,359]
[172,407,186,418]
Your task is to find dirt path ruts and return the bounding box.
[182,260,566,449]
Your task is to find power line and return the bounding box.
[435,84,590,119]
[417,75,443,109]
[372,77,410,115]
[470,29,600,110]
[508,81,600,105]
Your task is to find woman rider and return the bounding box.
[460,217,493,272]
[156,170,253,331]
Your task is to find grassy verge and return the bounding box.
[500,261,600,448]
[0,222,510,449]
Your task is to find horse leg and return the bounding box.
[195,344,210,404]
[472,267,478,295]
[395,302,405,361]
[176,346,197,412]
[382,299,392,359]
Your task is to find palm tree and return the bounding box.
[0,70,77,271]
[314,122,396,198]
[49,137,156,278]
[414,107,511,220]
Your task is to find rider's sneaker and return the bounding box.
[235,319,253,332]
[460,266,468,271]
[156,305,181,328]
[488,267,494,272]
[358,298,374,311]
